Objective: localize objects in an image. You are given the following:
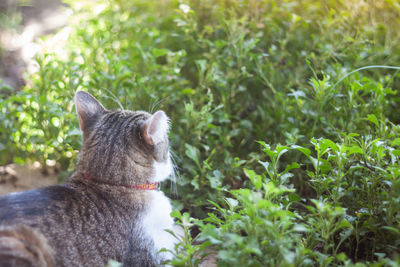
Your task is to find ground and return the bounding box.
[0,164,58,196]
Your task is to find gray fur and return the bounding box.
[0,91,173,266]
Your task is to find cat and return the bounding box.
[0,91,179,266]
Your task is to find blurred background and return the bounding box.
[0,0,68,89]
[0,1,400,265]
[0,0,69,194]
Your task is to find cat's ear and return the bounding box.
[75,91,105,131]
[141,111,170,146]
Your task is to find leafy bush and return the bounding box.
[1,0,400,264]
[171,128,400,265]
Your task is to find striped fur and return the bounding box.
[0,91,176,266]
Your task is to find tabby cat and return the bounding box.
[0,91,178,266]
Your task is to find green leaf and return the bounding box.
[195,59,207,73]
[309,156,319,170]
[339,227,353,242]
[293,224,308,232]
[288,192,301,202]
[280,172,293,184]
[283,162,300,173]
[170,210,182,220]
[258,160,270,172]
[319,159,332,173]
[319,138,338,153]
[391,138,400,147]
[291,145,311,158]
[208,170,223,188]
[152,48,170,58]
[185,144,200,166]
[276,145,290,159]
[257,141,276,160]
[245,238,262,256]
[181,88,196,95]
[201,224,222,245]
[14,156,25,165]
[335,219,353,231]
[347,145,364,155]
[392,149,400,157]
[218,250,233,261]
[336,252,347,262]
[225,197,239,209]
[382,226,400,235]
[244,168,262,190]
[367,114,379,127]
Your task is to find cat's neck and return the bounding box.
[68,170,159,191]
[81,173,160,190]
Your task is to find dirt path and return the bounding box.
[0,163,58,196]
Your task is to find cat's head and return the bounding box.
[74,91,173,186]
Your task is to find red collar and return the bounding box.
[82,173,159,190]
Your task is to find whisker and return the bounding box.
[150,96,170,113]
[169,150,180,197]
[101,88,125,109]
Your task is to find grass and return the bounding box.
[1,0,400,265]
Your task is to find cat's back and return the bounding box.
[0,185,77,223]
[0,182,139,267]
[0,185,81,267]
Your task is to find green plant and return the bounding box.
[1,0,400,264]
[165,210,211,267]
[188,134,399,266]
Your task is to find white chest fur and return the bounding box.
[142,190,176,261]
